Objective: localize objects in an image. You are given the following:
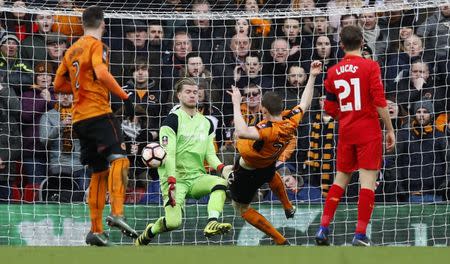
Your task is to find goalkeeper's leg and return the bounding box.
[189,175,231,237]
[136,182,188,246]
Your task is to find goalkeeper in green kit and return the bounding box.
[135,78,231,245]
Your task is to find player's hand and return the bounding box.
[123,81,135,92]
[167,176,176,207]
[385,130,396,153]
[123,92,135,120]
[309,60,322,77]
[226,85,242,106]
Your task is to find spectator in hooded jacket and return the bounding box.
[0,33,33,94]
[396,100,450,203]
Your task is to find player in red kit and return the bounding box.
[314,25,395,246]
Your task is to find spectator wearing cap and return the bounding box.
[39,89,90,195]
[51,0,83,40]
[110,20,150,86]
[21,12,55,63]
[0,33,33,93]
[396,100,450,203]
[21,61,56,186]
[45,32,68,69]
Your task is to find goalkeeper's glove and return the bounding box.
[167,176,176,207]
[216,163,225,177]
[123,92,135,120]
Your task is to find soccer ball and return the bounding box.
[141,142,166,168]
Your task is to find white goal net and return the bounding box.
[0,0,449,246]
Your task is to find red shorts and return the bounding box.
[336,138,382,173]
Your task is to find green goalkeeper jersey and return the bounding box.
[158,108,222,181]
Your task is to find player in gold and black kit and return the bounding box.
[54,6,138,246]
[226,61,322,245]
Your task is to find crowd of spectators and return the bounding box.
[0,0,449,204]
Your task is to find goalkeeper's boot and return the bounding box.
[85,231,113,247]
[106,215,139,239]
[315,226,330,246]
[352,234,372,247]
[285,206,296,219]
[135,223,154,246]
[203,220,232,238]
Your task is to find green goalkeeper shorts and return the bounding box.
[160,174,227,209]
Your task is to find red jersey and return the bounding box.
[324,55,387,144]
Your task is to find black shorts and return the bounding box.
[73,114,125,172]
[228,161,276,204]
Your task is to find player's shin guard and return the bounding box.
[269,172,293,211]
[108,158,129,216]
[355,188,375,235]
[207,186,227,220]
[320,184,345,227]
[241,207,287,245]
[88,170,109,233]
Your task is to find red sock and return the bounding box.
[320,184,345,227]
[355,188,375,235]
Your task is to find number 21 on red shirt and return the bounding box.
[334,78,361,112]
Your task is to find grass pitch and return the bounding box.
[2,246,450,264]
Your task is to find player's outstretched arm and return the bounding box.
[227,86,260,140]
[206,132,225,175]
[91,42,134,119]
[299,60,322,112]
[54,61,72,94]
[159,120,178,181]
